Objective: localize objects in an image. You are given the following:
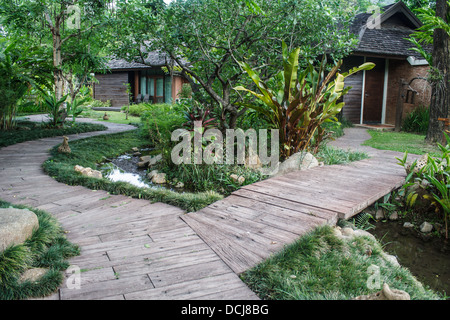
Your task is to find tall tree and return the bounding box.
[111,0,359,130]
[0,0,111,101]
[410,0,450,142]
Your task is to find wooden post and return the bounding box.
[395,79,406,132]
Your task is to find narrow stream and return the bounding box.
[98,147,169,190]
[369,221,450,297]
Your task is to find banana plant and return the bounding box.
[66,96,90,123]
[234,41,374,160]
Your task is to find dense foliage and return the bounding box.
[111,0,360,130]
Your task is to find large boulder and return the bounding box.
[0,207,39,252]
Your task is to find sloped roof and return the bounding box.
[351,1,429,59]
[106,51,172,71]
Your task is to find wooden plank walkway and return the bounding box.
[0,117,258,300]
[181,128,417,274]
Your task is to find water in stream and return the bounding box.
[369,221,450,297]
[98,147,168,190]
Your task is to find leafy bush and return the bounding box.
[162,162,264,194]
[87,99,111,109]
[140,103,186,161]
[0,38,51,130]
[122,103,173,117]
[315,145,369,165]
[401,105,429,134]
[241,225,441,300]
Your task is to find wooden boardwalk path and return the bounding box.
[0,118,258,300]
[182,128,416,274]
[0,119,414,299]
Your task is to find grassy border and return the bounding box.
[0,122,107,148]
[42,130,223,212]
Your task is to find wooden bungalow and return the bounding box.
[93,52,189,107]
[341,1,431,127]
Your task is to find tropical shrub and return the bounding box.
[140,103,186,161]
[397,134,450,239]
[38,90,68,128]
[235,42,374,160]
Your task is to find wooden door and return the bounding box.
[363,58,385,124]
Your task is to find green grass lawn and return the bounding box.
[362,130,441,156]
[81,109,141,125]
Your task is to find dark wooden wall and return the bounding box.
[93,72,129,107]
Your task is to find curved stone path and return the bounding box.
[0,117,258,300]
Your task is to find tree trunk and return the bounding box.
[52,26,64,102]
[426,0,450,143]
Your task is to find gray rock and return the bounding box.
[388,211,399,221]
[353,283,410,300]
[19,268,49,284]
[0,208,39,252]
[138,154,162,168]
[74,165,102,179]
[151,172,167,184]
[420,221,433,233]
[230,174,245,185]
[375,208,385,220]
[275,152,319,176]
[403,222,414,228]
[381,252,400,267]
